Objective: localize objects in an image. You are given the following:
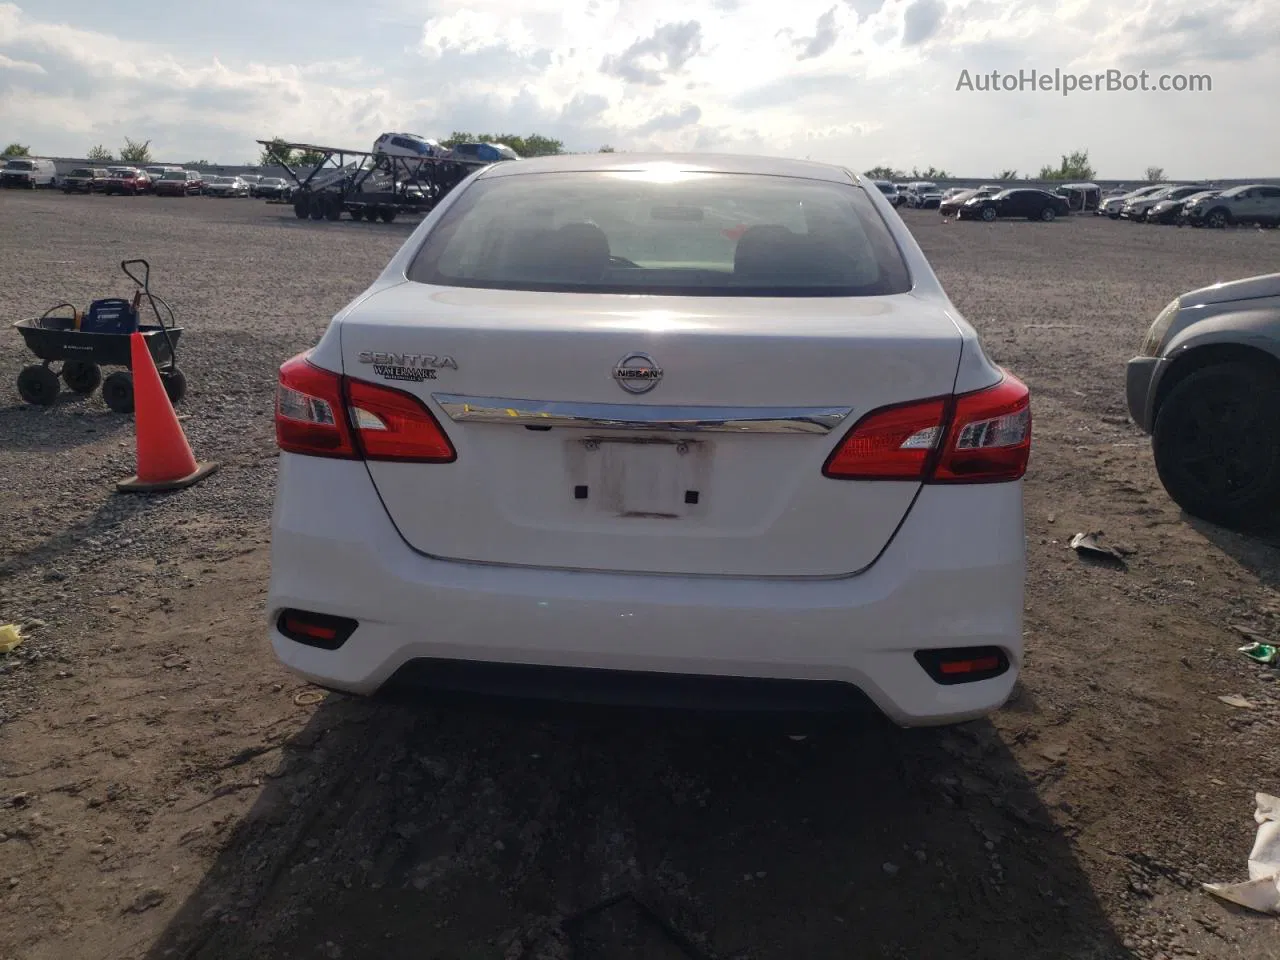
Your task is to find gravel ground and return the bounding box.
[2,191,1280,960]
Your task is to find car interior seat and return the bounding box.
[540,222,612,283]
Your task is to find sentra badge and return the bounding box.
[358,351,458,383]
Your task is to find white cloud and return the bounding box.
[2,0,1279,177]
[0,50,42,72]
[418,10,543,59]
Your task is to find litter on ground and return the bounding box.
[1202,793,1280,915]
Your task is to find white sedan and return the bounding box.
[268,152,1030,726]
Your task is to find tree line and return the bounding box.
[2,138,200,166]
[863,151,1166,184]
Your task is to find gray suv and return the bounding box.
[1182,184,1280,228]
[1127,273,1280,526]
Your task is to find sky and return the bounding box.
[1,0,1277,178]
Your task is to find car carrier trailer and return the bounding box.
[256,139,491,223]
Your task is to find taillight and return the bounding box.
[931,374,1030,483]
[275,353,456,462]
[823,372,1030,483]
[822,397,947,481]
[276,354,356,458]
[346,378,455,462]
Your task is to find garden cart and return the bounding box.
[12,259,186,414]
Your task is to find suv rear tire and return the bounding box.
[1152,359,1280,528]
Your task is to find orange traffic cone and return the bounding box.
[116,332,218,493]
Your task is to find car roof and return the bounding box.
[475,152,857,184]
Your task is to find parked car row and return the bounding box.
[882,177,1280,227]
[1101,182,1280,228]
[888,180,1099,221]
[54,166,279,198]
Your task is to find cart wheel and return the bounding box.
[294,197,309,219]
[102,371,135,414]
[309,196,325,220]
[349,207,364,221]
[325,197,343,221]
[160,367,187,405]
[17,365,59,406]
[62,361,102,394]
[379,207,397,223]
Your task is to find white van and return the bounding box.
[1,157,58,189]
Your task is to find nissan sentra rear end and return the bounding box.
[266,153,1029,725]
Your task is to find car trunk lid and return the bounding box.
[340,282,964,577]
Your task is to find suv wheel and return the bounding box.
[1206,208,1230,228]
[1152,359,1280,528]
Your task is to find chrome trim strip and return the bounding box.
[431,394,853,434]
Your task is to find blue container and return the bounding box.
[81,298,139,335]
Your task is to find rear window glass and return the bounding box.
[70,168,92,177]
[406,171,911,297]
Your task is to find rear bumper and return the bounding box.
[267,456,1025,726]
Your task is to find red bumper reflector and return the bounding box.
[276,609,358,651]
[282,615,337,641]
[939,655,1001,675]
[914,647,1010,685]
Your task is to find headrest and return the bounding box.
[543,221,611,283]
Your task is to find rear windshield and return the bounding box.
[406,171,911,297]
[163,172,185,179]
[70,168,92,177]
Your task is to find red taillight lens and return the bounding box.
[274,353,455,463]
[823,372,1030,484]
[822,397,947,480]
[346,378,455,463]
[932,373,1030,483]
[276,354,357,458]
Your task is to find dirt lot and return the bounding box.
[2,190,1279,960]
